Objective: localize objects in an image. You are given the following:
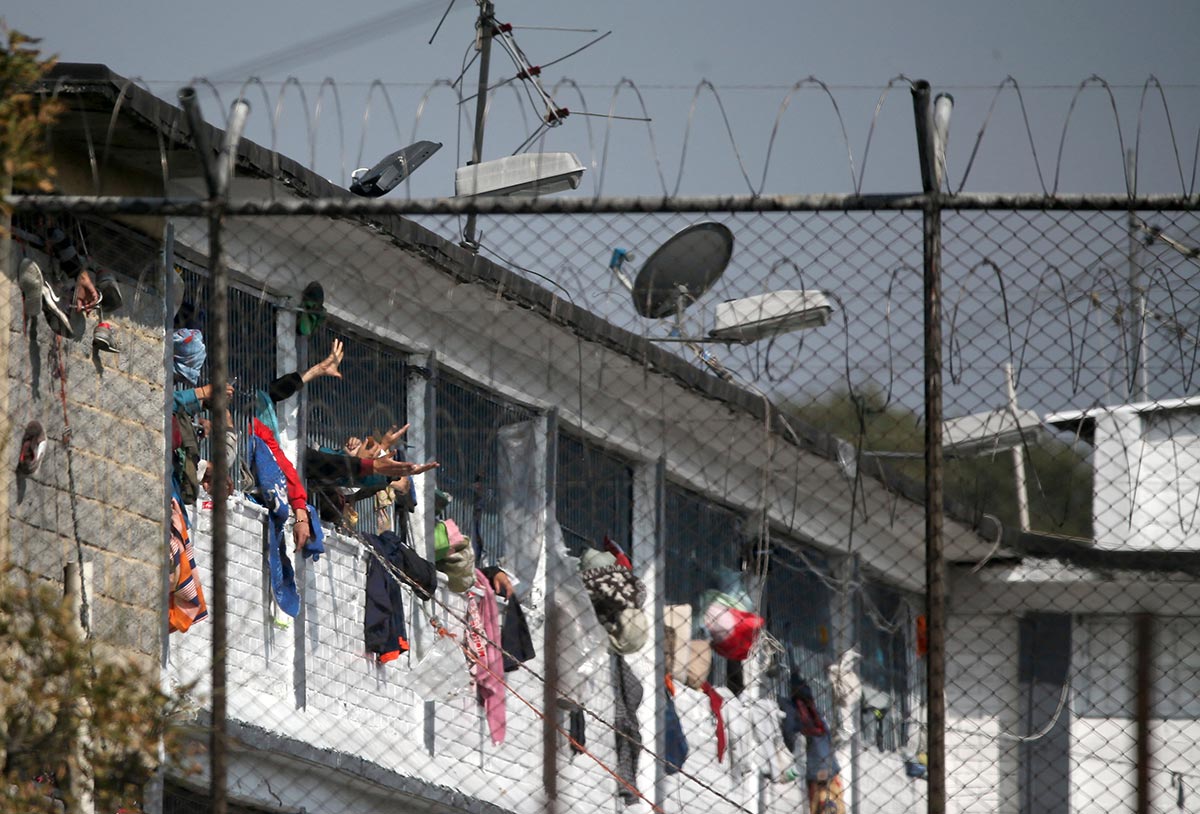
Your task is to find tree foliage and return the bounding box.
[787,387,1093,540]
[0,572,195,813]
[0,23,63,198]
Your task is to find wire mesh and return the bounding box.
[7,77,1200,814]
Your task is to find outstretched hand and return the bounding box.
[303,338,344,383]
[373,458,439,479]
[380,423,409,450]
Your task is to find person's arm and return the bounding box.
[173,388,202,416]
[267,372,304,404]
[304,448,438,487]
[73,268,101,314]
[175,383,233,416]
[301,338,343,383]
[267,339,345,405]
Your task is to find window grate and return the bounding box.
[434,373,537,568]
[555,432,634,558]
[304,320,408,536]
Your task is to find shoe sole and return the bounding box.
[41,283,73,336]
[18,259,43,319]
[93,337,120,353]
[16,421,47,476]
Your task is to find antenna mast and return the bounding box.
[462,0,495,250]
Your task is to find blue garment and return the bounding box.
[172,329,206,385]
[664,686,689,775]
[173,388,202,416]
[250,434,300,618]
[302,502,325,563]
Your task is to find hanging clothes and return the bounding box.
[364,531,411,664]
[500,593,536,672]
[664,675,688,775]
[569,710,587,756]
[249,433,301,618]
[700,681,728,763]
[724,693,785,778]
[168,492,207,633]
[612,654,644,805]
[790,678,840,783]
[466,568,506,744]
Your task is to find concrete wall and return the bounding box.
[1091,408,1200,551]
[946,567,1200,814]
[4,230,167,661]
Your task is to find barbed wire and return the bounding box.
[36,70,1200,203]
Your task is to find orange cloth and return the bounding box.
[168,497,208,633]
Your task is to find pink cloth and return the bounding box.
[467,568,507,744]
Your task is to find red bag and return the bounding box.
[704,602,765,661]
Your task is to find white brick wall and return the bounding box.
[170,496,879,814]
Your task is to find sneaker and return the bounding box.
[16,420,47,476]
[41,281,73,336]
[95,270,124,312]
[18,258,43,320]
[92,321,120,353]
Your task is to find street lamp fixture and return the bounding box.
[455,152,585,197]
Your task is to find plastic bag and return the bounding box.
[408,632,470,702]
[546,521,606,707]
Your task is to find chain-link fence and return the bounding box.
[4,69,1200,814]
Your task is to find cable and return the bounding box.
[337,522,756,812]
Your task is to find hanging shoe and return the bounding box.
[16,420,47,476]
[92,321,120,353]
[95,270,124,312]
[41,281,73,337]
[18,258,43,320]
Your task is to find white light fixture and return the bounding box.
[942,407,1042,457]
[708,289,833,343]
[455,152,585,197]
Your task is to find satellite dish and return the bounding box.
[630,222,734,319]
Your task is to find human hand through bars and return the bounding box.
[302,338,344,383]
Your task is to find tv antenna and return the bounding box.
[433,0,628,249]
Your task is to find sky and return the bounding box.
[9,1,1200,420]
[11,0,1200,197]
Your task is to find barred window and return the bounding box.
[434,373,537,567]
[663,483,747,687]
[175,264,277,493]
[555,432,634,558]
[766,542,835,719]
[304,320,408,536]
[858,579,912,752]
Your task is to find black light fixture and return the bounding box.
[350,141,443,197]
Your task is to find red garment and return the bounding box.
[603,535,633,570]
[251,418,307,510]
[701,681,727,763]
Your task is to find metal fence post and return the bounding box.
[180,87,249,814]
[913,79,946,814]
[1135,613,1154,814]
